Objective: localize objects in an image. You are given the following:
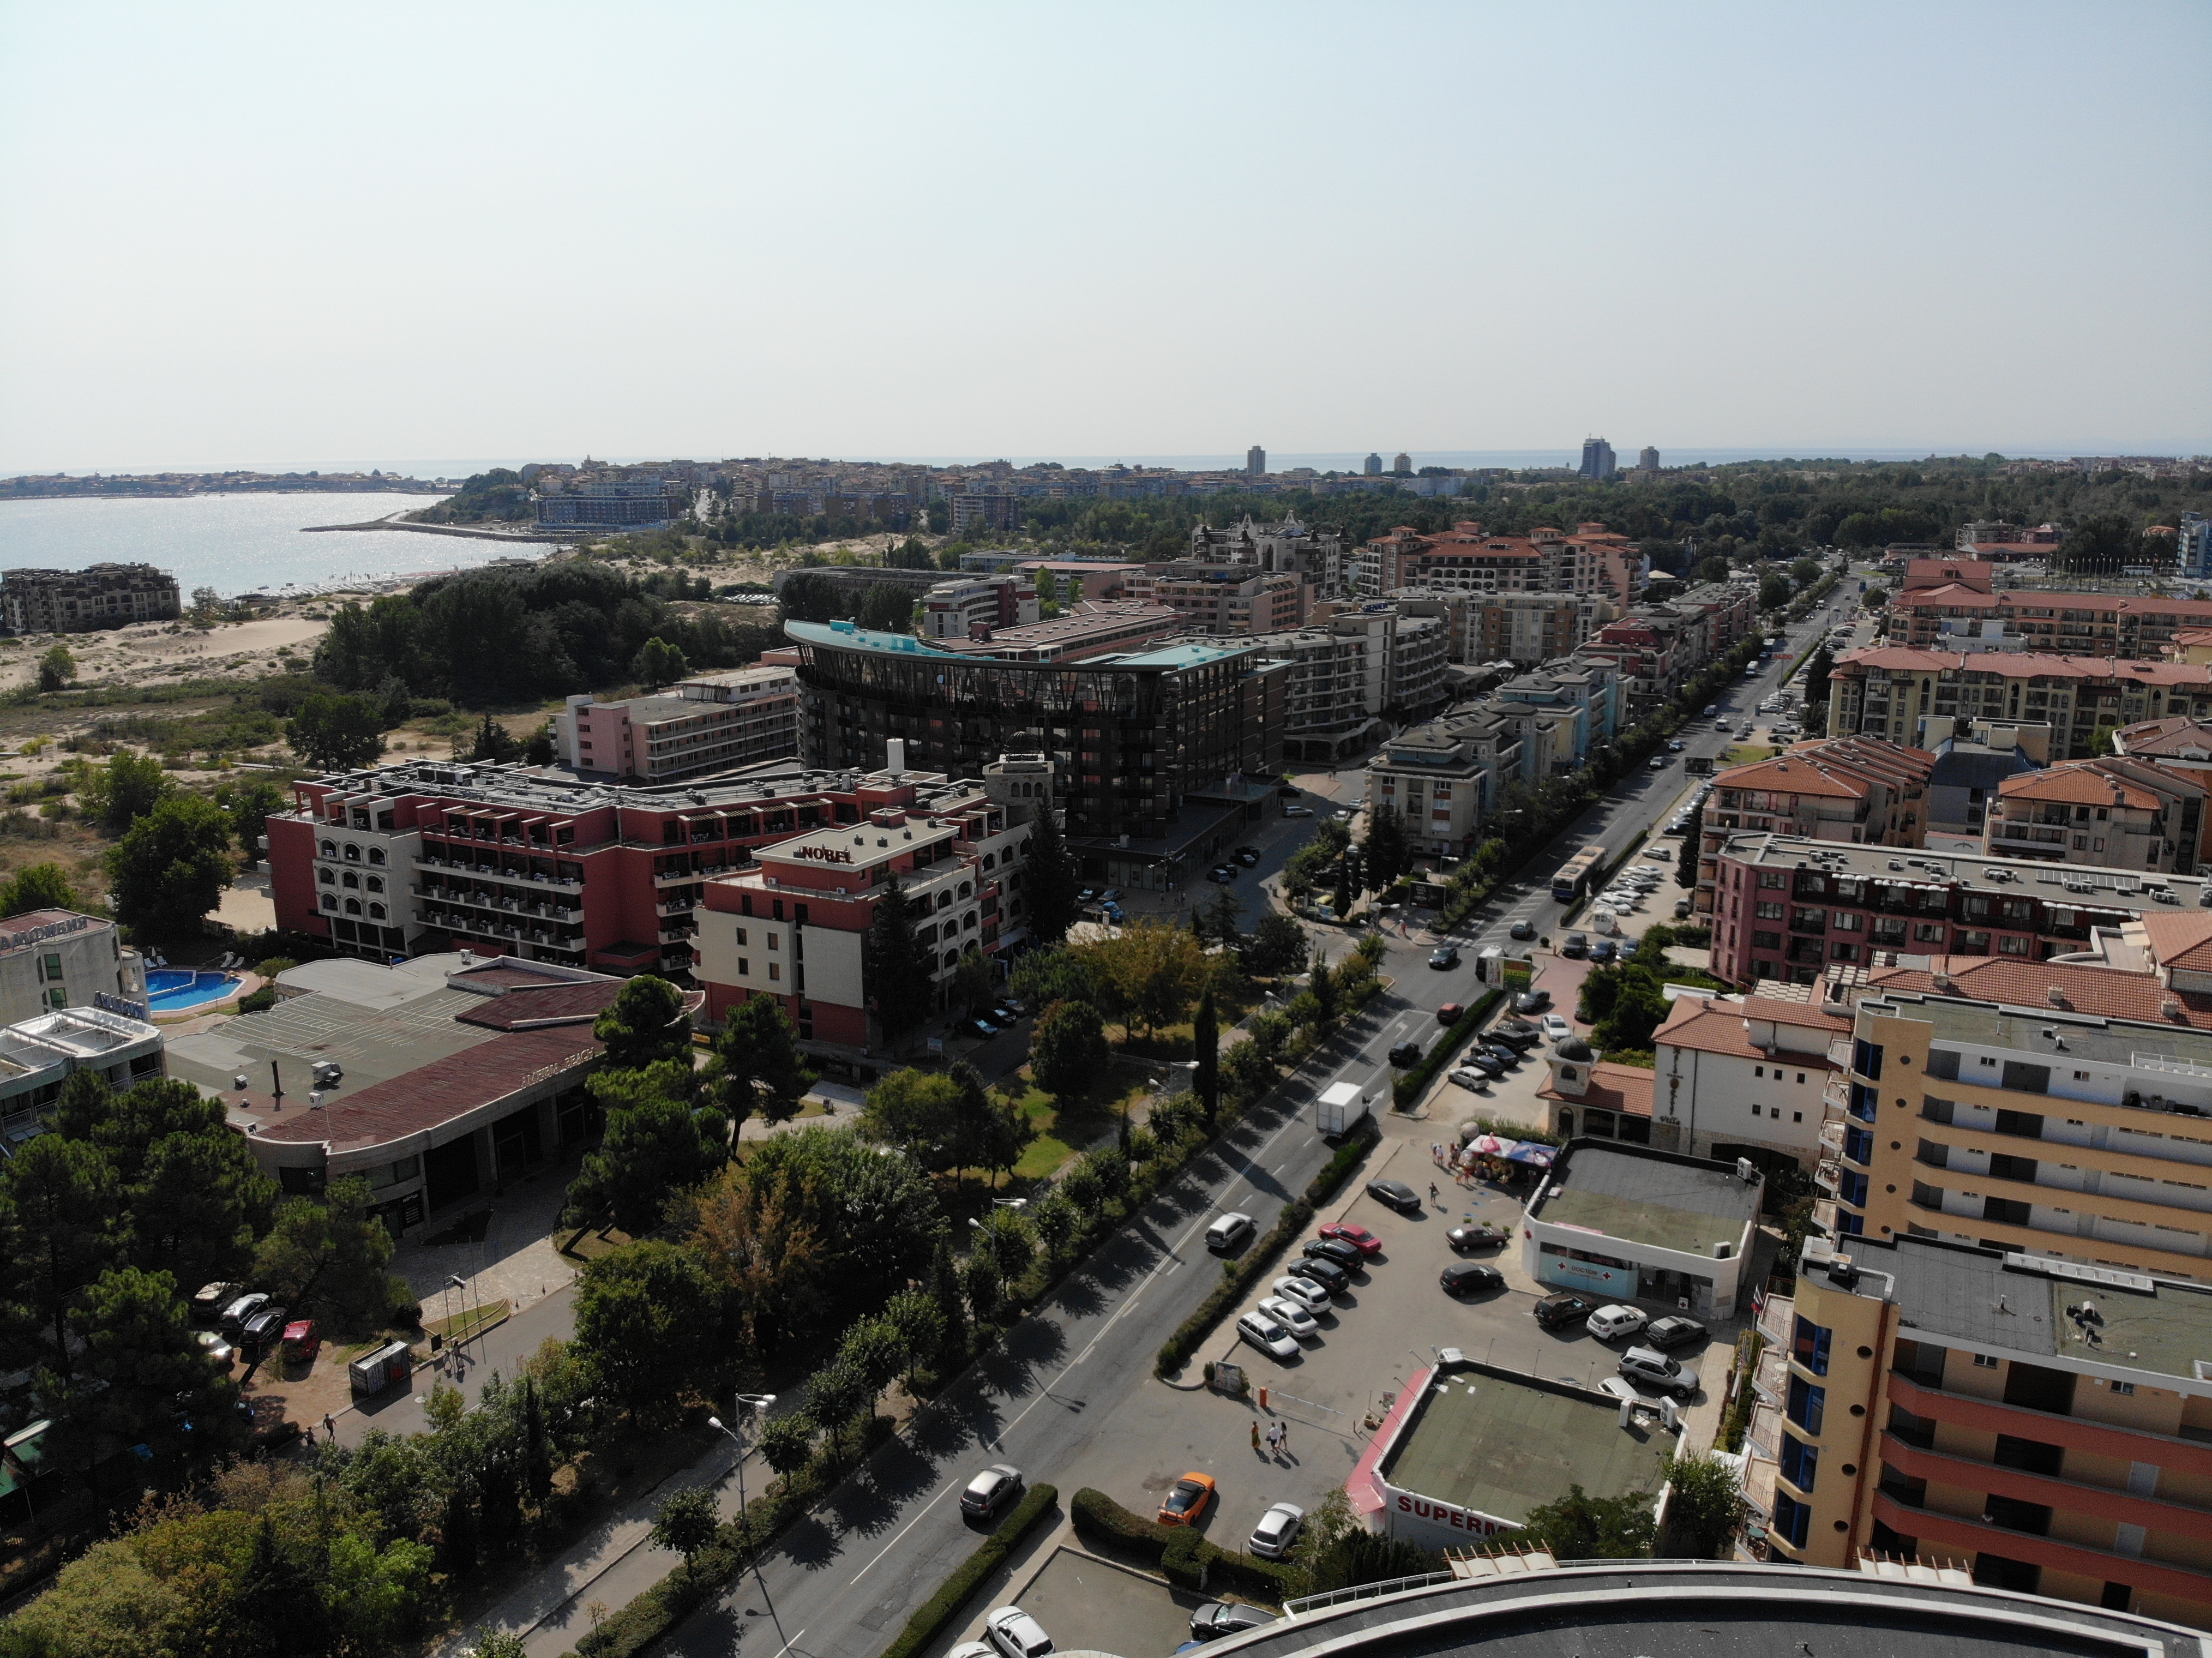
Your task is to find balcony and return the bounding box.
[1877,1431,2210,1539]
[414,856,580,892]
[1869,1492,2212,1607]
[1888,1373,2212,1481]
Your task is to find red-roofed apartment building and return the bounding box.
[1885,574,2212,657]
[1699,738,1936,853]
[1983,758,2209,874]
[1827,647,2212,756]
[1353,521,1643,603]
[1650,989,1852,1174]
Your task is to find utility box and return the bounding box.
[1316,1079,1373,1142]
[348,1341,413,1398]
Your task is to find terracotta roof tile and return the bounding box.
[1868,956,2212,1025]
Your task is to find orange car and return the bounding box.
[1157,1471,1216,1527]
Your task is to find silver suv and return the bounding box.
[1618,1345,1700,1400]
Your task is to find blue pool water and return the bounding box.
[146,969,243,1011]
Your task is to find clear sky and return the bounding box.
[2,1,2206,474]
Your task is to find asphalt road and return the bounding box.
[656,597,1862,1658]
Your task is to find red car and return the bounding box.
[280,1319,320,1363]
[1317,1222,1382,1257]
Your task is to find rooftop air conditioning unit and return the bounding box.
[1736,1157,1757,1182]
[1713,1240,1735,1260]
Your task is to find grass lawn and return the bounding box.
[558,1224,634,1261]
[425,1299,510,1345]
[1722,743,1778,766]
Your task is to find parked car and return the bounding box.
[1301,1236,1365,1270]
[1534,1290,1598,1330]
[1643,1315,1709,1352]
[1448,1067,1494,1091]
[1206,1212,1255,1253]
[1317,1222,1382,1255]
[1234,846,1260,864]
[1247,1501,1305,1559]
[1435,1001,1465,1025]
[1237,1311,1301,1361]
[1513,988,1550,1014]
[1366,1178,1421,1214]
[1190,1602,1278,1641]
[194,1328,236,1368]
[984,1605,1056,1658]
[1560,932,1588,958]
[1271,1276,1331,1314]
[1586,1304,1650,1343]
[1256,1295,1319,1341]
[280,1319,320,1364]
[1588,939,1616,964]
[967,1017,1001,1040]
[1207,866,1237,884]
[1158,1472,1217,1527]
[1289,1255,1350,1296]
[1283,805,1314,818]
[1618,1345,1702,1400]
[1540,1014,1574,1043]
[192,1281,245,1326]
[1492,1020,1543,1049]
[239,1305,290,1353]
[1447,1221,1511,1250]
[1440,1262,1504,1296]
[1508,918,1536,940]
[221,1291,270,1335]
[1428,945,1459,969]
[1454,1049,1506,1078]
[1387,1040,1422,1067]
[961,1463,1025,1519]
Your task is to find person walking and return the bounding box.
[322,1412,336,1441]
[1429,1182,1440,1206]
[1251,1420,1261,1451]
[1279,1422,1290,1453]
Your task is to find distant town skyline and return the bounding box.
[2,3,2205,472]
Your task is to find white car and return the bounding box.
[1540,1014,1573,1044]
[985,1606,1056,1658]
[1249,1500,1305,1559]
[1237,1311,1301,1361]
[1586,1303,1650,1343]
[1257,1295,1320,1340]
[1449,1066,1494,1091]
[1271,1275,1332,1314]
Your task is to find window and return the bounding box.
[366,876,384,893]
[1849,1082,1879,1124]
[1787,1374,1826,1434]
[737,958,749,976]
[344,899,362,915]
[1772,1491,1811,1550]
[1793,1317,1832,1375]
[767,934,778,951]
[368,847,386,866]
[368,903,385,920]
[321,894,338,911]
[736,928,748,946]
[767,963,780,981]
[1759,870,1786,889]
[1840,1170,1870,1206]
[2112,1380,2136,1396]
[42,953,62,980]
[1971,1353,1998,1369]
[1755,901,1784,920]
[1854,1040,1884,1082]
[1780,1433,1819,1494]
[341,871,359,888]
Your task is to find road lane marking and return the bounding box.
[768,1629,807,1657]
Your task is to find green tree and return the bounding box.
[928,1235,968,1364]
[1193,984,1219,1128]
[951,945,995,1014]
[1756,572,1791,611]
[712,993,814,1128]
[36,643,76,693]
[649,1485,721,1580]
[0,1133,119,1381]
[251,1176,404,1336]
[1662,1450,1745,1558]
[882,1286,947,1385]
[857,584,913,632]
[1243,911,1308,977]
[1361,803,1411,890]
[73,1265,249,1475]
[864,875,937,1047]
[859,1068,967,1173]
[1022,805,1081,946]
[1676,795,1704,890]
[463,712,520,764]
[1011,945,1095,1009]
[757,1411,816,1476]
[1030,998,1109,1097]
[287,690,388,771]
[976,1205,1037,1284]
[217,777,289,867]
[1029,1191,1078,1264]
[80,748,172,836]
[632,636,690,691]
[594,974,694,1072]
[106,792,232,938]
[960,1249,1002,1324]
[1802,644,1832,709]
[522,720,558,766]
[567,1074,730,1235]
[1789,555,1822,588]
[1307,953,1339,1030]
[1513,1482,1656,1558]
[128,1119,278,1289]
[572,1240,719,1422]
[838,1311,911,1398]
[0,861,80,917]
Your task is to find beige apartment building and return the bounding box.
[557,665,800,783]
[1985,759,2210,874]
[1367,706,1522,856]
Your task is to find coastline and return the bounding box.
[300,512,564,546]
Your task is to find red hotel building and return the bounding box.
[268,756,1030,1049]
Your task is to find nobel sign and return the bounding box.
[791,844,856,864]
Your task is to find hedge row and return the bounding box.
[1070,1486,1297,1602]
[1392,988,1503,1108]
[877,1482,1059,1658]
[564,1415,894,1658]
[1153,1115,1380,1377]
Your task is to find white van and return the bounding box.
[1206,1212,1255,1253]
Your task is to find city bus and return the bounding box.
[1552,843,1606,902]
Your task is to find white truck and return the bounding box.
[1315,1079,1373,1142]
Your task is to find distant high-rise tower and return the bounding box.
[1638,446,1660,473]
[1364,452,1382,475]
[1246,445,1266,477]
[1578,437,1617,480]
[1392,452,1411,474]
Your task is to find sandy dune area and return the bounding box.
[0,613,332,689]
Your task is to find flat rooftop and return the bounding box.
[294,754,987,818]
[1714,830,2212,911]
[1821,1234,2212,1389]
[1379,1366,1673,1523]
[1864,986,2212,1073]
[1531,1143,1762,1256]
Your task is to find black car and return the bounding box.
[1490,1021,1543,1050]
[1476,1041,1520,1068]
[238,1305,290,1353]
[1560,932,1589,959]
[1301,1237,1364,1270]
[1533,1290,1598,1330]
[1366,1178,1421,1214]
[1207,866,1238,884]
[1644,1315,1709,1352]
[1234,848,1261,867]
[1508,919,1536,941]
[1513,988,1551,1014]
[1588,938,1616,964]
[1427,945,1459,969]
[1455,1050,1505,1079]
[1447,1221,1512,1251]
[1289,1255,1350,1296]
[1440,1262,1504,1296]
[1191,1601,1279,1641]
[1387,1040,1422,1067]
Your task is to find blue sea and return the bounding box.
[0,492,556,599]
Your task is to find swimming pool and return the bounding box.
[146,968,244,1011]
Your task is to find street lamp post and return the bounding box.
[707,1392,778,1534]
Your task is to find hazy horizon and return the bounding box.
[4,1,2207,472]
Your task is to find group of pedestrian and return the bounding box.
[1250,1419,1291,1456]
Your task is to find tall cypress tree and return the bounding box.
[1194,985,1219,1129]
[1023,804,1080,947]
[865,876,937,1048]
